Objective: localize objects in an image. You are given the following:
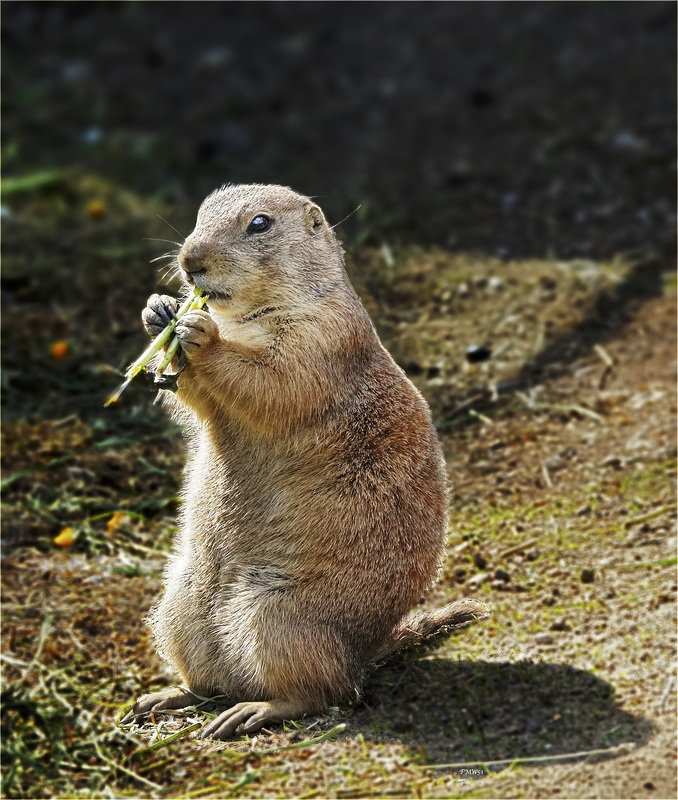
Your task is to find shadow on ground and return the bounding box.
[516,254,670,391]
[359,655,653,770]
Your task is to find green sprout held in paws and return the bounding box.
[105,286,207,407]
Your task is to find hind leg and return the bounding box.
[202,589,361,740]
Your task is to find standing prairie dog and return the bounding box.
[123,184,488,740]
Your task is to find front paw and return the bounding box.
[142,294,177,338]
[175,310,219,353]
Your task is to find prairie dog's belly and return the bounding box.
[182,452,301,557]
[180,404,442,571]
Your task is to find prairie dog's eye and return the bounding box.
[247,214,271,234]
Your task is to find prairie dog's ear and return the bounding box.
[304,204,326,234]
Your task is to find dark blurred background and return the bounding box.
[3,1,676,253]
[1,0,676,424]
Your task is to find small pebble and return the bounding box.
[543,455,566,472]
[491,580,505,591]
[624,528,644,546]
[535,633,554,645]
[580,568,595,584]
[465,345,492,364]
[67,466,96,484]
[453,567,467,583]
[611,130,645,151]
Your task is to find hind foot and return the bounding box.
[120,686,207,724]
[200,698,313,740]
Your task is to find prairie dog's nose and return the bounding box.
[179,241,208,274]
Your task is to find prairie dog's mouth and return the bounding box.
[204,289,231,304]
[184,275,231,304]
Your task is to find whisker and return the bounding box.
[156,215,186,241]
[159,262,182,282]
[143,237,183,247]
[150,251,179,264]
[330,205,362,231]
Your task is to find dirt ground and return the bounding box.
[2,3,676,799]
[2,255,676,799]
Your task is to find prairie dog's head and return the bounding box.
[178,184,344,316]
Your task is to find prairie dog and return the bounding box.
[124,184,488,739]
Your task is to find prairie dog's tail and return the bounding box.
[375,599,490,661]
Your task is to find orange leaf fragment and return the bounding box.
[107,512,129,534]
[54,527,76,548]
[50,340,69,360]
[87,200,107,219]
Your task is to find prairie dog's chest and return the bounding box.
[214,314,271,350]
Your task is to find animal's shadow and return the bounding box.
[356,654,653,770]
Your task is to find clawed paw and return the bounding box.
[200,701,277,740]
[119,687,203,725]
[121,691,304,741]
[142,294,177,338]
[175,310,219,352]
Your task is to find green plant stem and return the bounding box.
[105,286,205,406]
[155,336,181,377]
[622,504,676,529]
[138,723,203,753]
[254,723,347,755]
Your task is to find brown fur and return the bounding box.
[124,184,488,739]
